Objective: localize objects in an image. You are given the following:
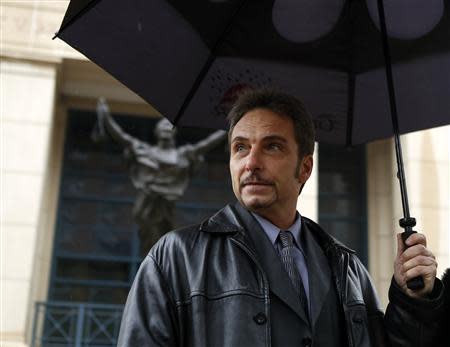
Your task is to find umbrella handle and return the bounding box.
[400,218,425,290]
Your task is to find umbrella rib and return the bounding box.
[53,0,101,40]
[172,54,217,127]
[172,0,250,127]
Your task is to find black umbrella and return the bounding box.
[55,0,450,289]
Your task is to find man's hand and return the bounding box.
[394,232,437,298]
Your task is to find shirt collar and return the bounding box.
[251,211,303,247]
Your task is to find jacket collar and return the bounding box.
[199,204,244,234]
[200,203,355,255]
[200,203,356,325]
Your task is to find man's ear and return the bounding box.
[298,155,313,184]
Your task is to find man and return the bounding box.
[117,89,444,346]
[95,98,226,255]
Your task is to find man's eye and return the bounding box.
[234,144,247,152]
[268,143,282,151]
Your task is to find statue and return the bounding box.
[94,98,227,256]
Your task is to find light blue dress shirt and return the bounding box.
[252,212,310,305]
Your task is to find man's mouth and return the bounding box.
[240,177,274,188]
[243,182,271,186]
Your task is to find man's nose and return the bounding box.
[245,148,262,171]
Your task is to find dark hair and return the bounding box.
[227,88,315,159]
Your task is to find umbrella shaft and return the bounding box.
[393,133,413,227]
[376,0,416,230]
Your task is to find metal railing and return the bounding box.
[31,301,124,347]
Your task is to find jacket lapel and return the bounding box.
[302,220,332,329]
[232,204,308,323]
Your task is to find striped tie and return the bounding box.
[279,230,309,318]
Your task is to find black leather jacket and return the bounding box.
[118,204,444,347]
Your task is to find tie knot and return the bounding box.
[279,230,294,248]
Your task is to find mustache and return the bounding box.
[240,173,274,187]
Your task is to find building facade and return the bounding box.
[1,2,449,347]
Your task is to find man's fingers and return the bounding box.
[403,264,437,282]
[396,233,405,257]
[396,232,426,256]
[394,232,436,297]
[403,232,427,247]
[396,260,437,287]
[402,254,437,273]
[397,242,437,291]
[397,232,428,263]
[400,243,433,262]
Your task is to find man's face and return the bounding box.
[229,108,313,222]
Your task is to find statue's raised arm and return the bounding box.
[190,129,227,156]
[95,97,136,147]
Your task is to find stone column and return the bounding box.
[367,139,397,307]
[1,59,58,347]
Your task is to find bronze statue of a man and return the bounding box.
[95,98,227,256]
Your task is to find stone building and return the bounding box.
[1,2,449,347]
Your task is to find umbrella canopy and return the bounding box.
[56,0,449,290]
[56,0,449,146]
